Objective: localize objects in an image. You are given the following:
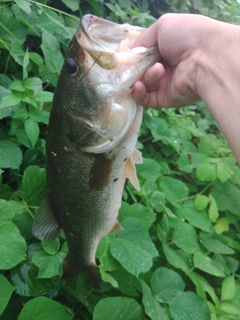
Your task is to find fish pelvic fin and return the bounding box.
[125,148,142,191]
[109,220,123,234]
[63,258,100,289]
[32,196,61,242]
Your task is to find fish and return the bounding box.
[32,14,159,288]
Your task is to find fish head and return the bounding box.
[56,14,160,153]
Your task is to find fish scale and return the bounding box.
[32,14,159,287]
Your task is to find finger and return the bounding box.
[130,20,159,48]
[140,63,165,92]
[132,82,160,108]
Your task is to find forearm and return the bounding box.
[196,22,240,164]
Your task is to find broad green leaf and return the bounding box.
[111,268,139,296]
[221,276,236,301]
[229,285,240,310]
[99,265,118,288]
[110,218,158,277]
[23,49,29,80]
[217,162,231,182]
[14,0,32,14]
[0,274,15,316]
[210,181,240,216]
[0,222,26,269]
[32,243,67,279]
[193,251,226,277]
[189,272,219,304]
[23,77,42,90]
[18,297,72,320]
[169,292,210,320]
[42,238,60,255]
[0,94,21,108]
[137,158,161,181]
[174,201,212,232]
[196,162,217,181]
[208,195,219,222]
[0,140,23,171]
[9,80,25,92]
[220,303,240,315]
[0,199,22,223]
[195,195,209,211]
[163,246,189,273]
[93,297,144,320]
[10,39,25,66]
[214,218,229,234]
[173,221,199,254]
[41,31,63,74]
[35,91,54,102]
[141,280,169,320]
[0,14,27,45]
[19,165,47,206]
[126,203,156,229]
[61,0,80,11]
[177,153,193,173]
[24,119,39,148]
[199,233,234,254]
[151,267,185,302]
[159,177,189,206]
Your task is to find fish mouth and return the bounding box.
[77,14,158,70]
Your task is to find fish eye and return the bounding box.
[65,58,78,76]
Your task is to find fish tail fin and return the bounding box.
[63,258,100,289]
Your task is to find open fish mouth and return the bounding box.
[77,14,159,70]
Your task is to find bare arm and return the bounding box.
[131,14,240,164]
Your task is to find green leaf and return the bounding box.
[140,280,169,320]
[61,0,80,11]
[199,233,234,254]
[110,218,158,277]
[193,251,226,277]
[24,119,39,148]
[11,243,64,297]
[194,195,209,211]
[137,158,161,182]
[32,243,67,278]
[23,77,42,90]
[0,222,26,269]
[217,162,231,182]
[34,91,54,102]
[19,165,47,206]
[221,276,236,301]
[93,297,145,320]
[214,218,229,234]
[41,31,63,74]
[151,267,185,302]
[126,203,156,229]
[0,140,22,169]
[0,199,22,223]
[169,292,210,320]
[42,238,60,255]
[18,297,72,320]
[0,274,15,316]
[173,221,199,254]
[196,161,217,181]
[159,177,189,207]
[208,195,219,222]
[14,0,32,14]
[0,14,27,45]
[163,246,189,273]
[0,94,21,108]
[220,302,240,315]
[9,80,25,92]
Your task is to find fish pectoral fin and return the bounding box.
[125,148,142,191]
[32,196,61,242]
[109,220,123,234]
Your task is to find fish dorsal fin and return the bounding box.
[32,196,61,242]
[125,149,142,191]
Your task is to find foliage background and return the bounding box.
[0,0,240,319]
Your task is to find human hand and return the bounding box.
[131,14,219,108]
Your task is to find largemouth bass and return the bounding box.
[32,14,159,287]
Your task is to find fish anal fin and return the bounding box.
[125,155,141,191]
[109,220,123,234]
[32,196,61,242]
